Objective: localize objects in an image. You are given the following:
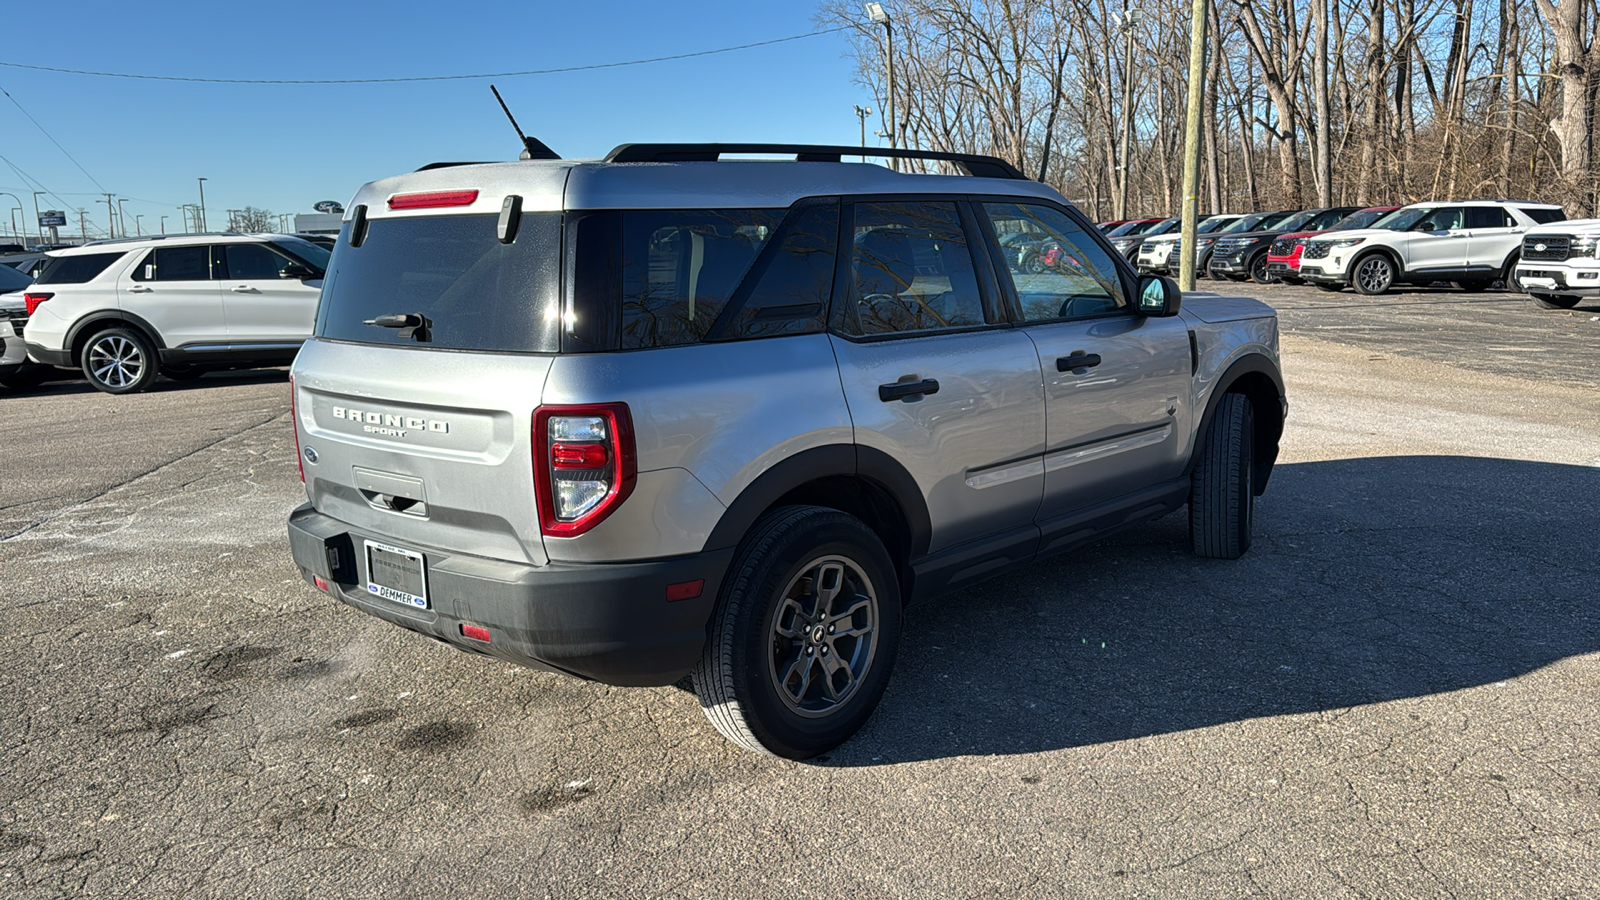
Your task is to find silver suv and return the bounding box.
[286,143,1287,758]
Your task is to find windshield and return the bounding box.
[270,238,331,273]
[1333,209,1393,231]
[1198,216,1238,234]
[1272,210,1318,233]
[1141,217,1181,236]
[1219,214,1266,234]
[1373,207,1434,231]
[1252,211,1300,232]
[1106,219,1160,237]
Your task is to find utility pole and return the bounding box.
[32,192,45,243]
[1117,5,1142,219]
[866,3,898,171]
[117,199,131,239]
[103,194,116,239]
[160,215,167,235]
[196,177,208,231]
[135,214,144,236]
[79,210,87,242]
[853,105,872,162]
[1176,0,1210,290]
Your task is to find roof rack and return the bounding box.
[81,231,247,246]
[603,143,1028,180]
[415,162,494,171]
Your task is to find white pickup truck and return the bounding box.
[1515,220,1600,309]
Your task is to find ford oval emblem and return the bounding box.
[303,446,319,464]
[1535,243,1547,252]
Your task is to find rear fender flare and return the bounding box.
[65,311,167,365]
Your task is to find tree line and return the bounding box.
[823,0,1599,219]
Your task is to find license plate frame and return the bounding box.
[364,539,428,609]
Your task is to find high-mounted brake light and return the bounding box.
[23,292,52,316]
[533,403,636,538]
[387,189,480,210]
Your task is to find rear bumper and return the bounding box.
[287,503,732,687]
[24,342,71,367]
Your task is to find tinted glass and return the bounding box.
[984,202,1126,321]
[1465,207,1507,229]
[1220,214,1266,234]
[0,264,31,293]
[1520,207,1565,224]
[315,212,562,353]
[271,238,330,271]
[1106,220,1159,237]
[223,243,294,280]
[1305,208,1357,230]
[1253,211,1300,232]
[1198,216,1238,234]
[1273,210,1319,232]
[1373,207,1432,230]
[843,200,985,336]
[34,252,125,285]
[146,245,212,281]
[725,203,837,340]
[1333,209,1391,230]
[1143,217,1181,236]
[619,209,779,349]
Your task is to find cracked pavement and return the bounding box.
[1,286,1597,897]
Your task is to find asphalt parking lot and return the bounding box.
[2,284,1598,897]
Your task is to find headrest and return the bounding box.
[854,229,919,296]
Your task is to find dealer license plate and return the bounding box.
[365,540,428,609]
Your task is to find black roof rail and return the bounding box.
[603,143,1029,180]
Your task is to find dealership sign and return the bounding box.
[38,210,67,227]
[312,200,344,214]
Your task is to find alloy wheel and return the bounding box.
[87,335,147,389]
[766,555,880,718]
[1355,257,1393,294]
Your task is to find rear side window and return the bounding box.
[722,203,838,340]
[130,245,212,281]
[315,213,562,353]
[33,252,126,285]
[1466,207,1514,228]
[1520,207,1565,225]
[618,210,780,349]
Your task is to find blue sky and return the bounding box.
[1,1,872,241]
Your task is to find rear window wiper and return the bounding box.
[362,312,432,342]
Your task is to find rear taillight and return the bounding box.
[23,292,52,316]
[289,375,304,484]
[387,189,480,210]
[533,403,636,537]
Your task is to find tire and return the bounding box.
[693,505,902,759]
[80,327,160,394]
[1531,293,1581,310]
[1503,257,1524,293]
[1314,283,1343,293]
[1023,256,1046,275]
[1189,393,1255,560]
[1351,253,1395,295]
[1248,253,1272,284]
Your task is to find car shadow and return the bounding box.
[4,367,288,397]
[820,455,1600,766]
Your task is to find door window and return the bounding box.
[982,202,1127,321]
[1415,208,1464,232]
[1465,207,1514,229]
[222,243,296,280]
[839,200,986,337]
[131,245,213,281]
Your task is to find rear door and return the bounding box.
[121,244,226,348]
[218,241,321,343]
[829,198,1045,555]
[1461,206,1521,272]
[978,200,1193,550]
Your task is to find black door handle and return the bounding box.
[1057,353,1103,372]
[879,378,941,402]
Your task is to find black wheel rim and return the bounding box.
[766,555,880,719]
[87,336,145,388]
[1356,258,1391,293]
[1252,256,1269,282]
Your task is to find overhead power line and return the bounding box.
[0,81,107,193]
[0,27,849,85]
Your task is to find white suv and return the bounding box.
[1514,220,1600,309]
[22,234,328,393]
[1298,201,1565,295]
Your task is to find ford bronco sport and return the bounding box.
[286,143,1286,759]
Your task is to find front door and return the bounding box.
[977,201,1194,547]
[1402,206,1469,273]
[218,242,320,344]
[829,199,1045,555]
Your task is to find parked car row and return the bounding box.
[1116,200,1585,303]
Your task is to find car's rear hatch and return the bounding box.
[292,163,571,566]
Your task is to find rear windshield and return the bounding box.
[315,213,561,353]
[34,252,125,285]
[0,264,31,293]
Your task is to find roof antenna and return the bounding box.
[491,84,560,161]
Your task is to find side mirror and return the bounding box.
[279,263,317,279]
[1136,274,1182,317]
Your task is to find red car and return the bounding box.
[1266,206,1398,283]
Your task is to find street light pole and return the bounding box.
[117,199,131,239]
[1117,5,1142,220]
[0,192,24,241]
[853,105,872,162]
[9,208,21,242]
[196,177,208,232]
[160,215,167,235]
[135,214,144,236]
[103,194,116,239]
[865,3,898,171]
